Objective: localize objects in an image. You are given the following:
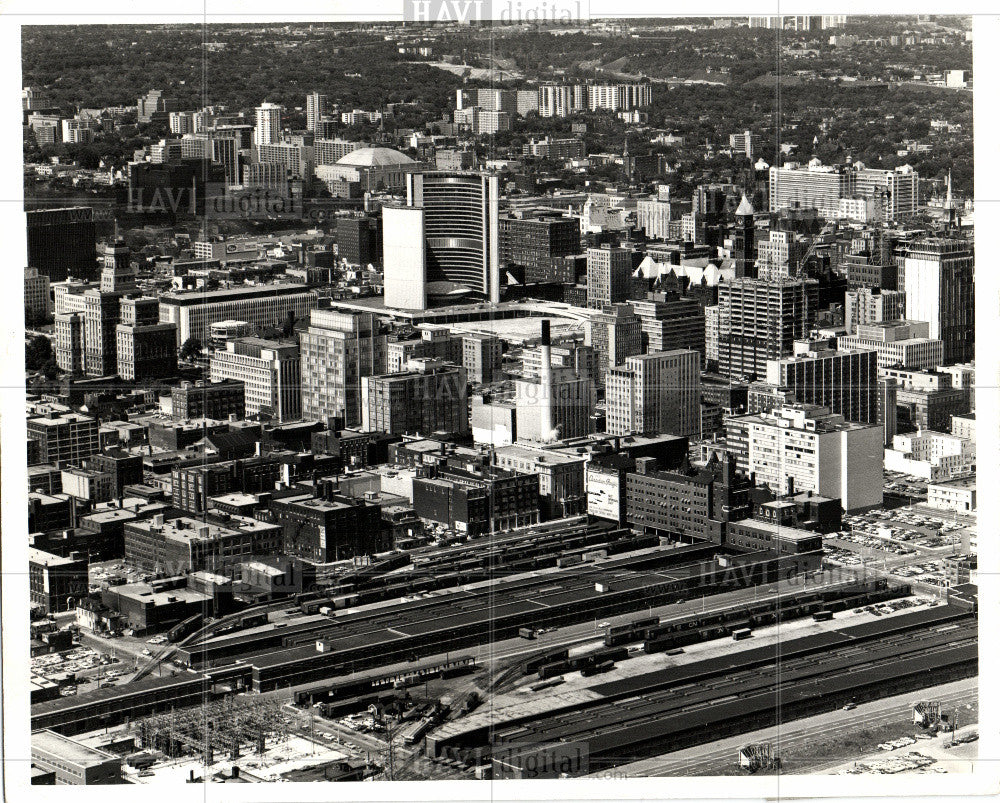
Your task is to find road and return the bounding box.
[597,676,978,778]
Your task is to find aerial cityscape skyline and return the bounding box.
[5,10,985,796]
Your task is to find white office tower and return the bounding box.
[254,102,283,148]
[382,205,428,310]
[605,350,700,437]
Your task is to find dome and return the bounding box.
[336,147,417,167]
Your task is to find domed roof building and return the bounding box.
[315,146,423,195]
[336,147,417,168]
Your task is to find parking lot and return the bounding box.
[31,645,128,696]
[837,507,968,553]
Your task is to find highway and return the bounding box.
[599,676,978,777]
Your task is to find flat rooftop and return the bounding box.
[32,729,119,767]
[733,519,824,540]
[29,547,83,566]
[929,476,976,490]
[107,583,211,606]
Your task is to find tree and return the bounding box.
[180,337,202,362]
[25,335,53,371]
[40,358,60,380]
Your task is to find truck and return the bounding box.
[732,627,752,641]
[812,610,834,622]
[518,627,536,640]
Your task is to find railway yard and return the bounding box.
[29,517,979,780]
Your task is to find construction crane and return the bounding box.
[794,218,837,277]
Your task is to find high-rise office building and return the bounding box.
[382,171,501,310]
[586,244,632,309]
[837,321,944,370]
[727,404,883,511]
[717,277,819,380]
[605,350,700,437]
[844,287,906,334]
[636,196,673,240]
[99,240,136,292]
[210,337,301,422]
[54,312,85,375]
[115,296,177,381]
[900,238,975,364]
[336,215,382,267]
[590,303,643,382]
[83,288,122,377]
[361,358,468,437]
[24,266,52,321]
[26,207,97,282]
[253,102,283,148]
[705,305,720,366]
[732,195,759,278]
[627,292,705,360]
[158,284,318,346]
[765,341,879,424]
[499,213,580,283]
[462,333,503,384]
[299,309,387,427]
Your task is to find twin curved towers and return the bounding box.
[383,171,501,310]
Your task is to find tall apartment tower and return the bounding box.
[306,92,330,132]
[900,238,975,364]
[717,277,819,381]
[254,102,283,148]
[586,244,632,309]
[299,309,387,427]
[382,171,501,310]
[606,350,700,437]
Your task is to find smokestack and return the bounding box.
[539,321,554,441]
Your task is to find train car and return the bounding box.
[168,613,203,643]
[524,649,569,675]
[537,661,570,679]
